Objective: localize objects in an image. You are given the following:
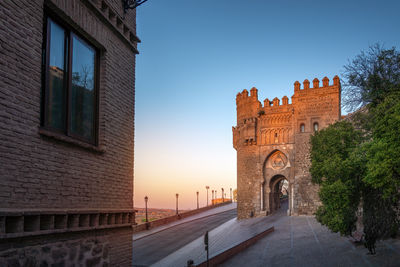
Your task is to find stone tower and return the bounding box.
[233,76,341,219]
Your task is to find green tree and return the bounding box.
[311,121,364,236]
[311,45,400,254]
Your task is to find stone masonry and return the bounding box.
[233,76,341,219]
[0,0,138,266]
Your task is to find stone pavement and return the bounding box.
[152,200,400,267]
[221,202,400,267]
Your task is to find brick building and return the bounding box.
[233,76,341,219]
[0,0,138,266]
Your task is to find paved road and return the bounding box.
[132,208,237,266]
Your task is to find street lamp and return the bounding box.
[205,186,210,206]
[144,196,149,222]
[222,188,224,203]
[211,190,214,205]
[196,191,199,209]
[176,193,179,215]
[230,188,232,201]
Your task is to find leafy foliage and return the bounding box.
[311,44,400,254]
[310,121,363,185]
[316,179,359,235]
[363,187,398,251]
[364,95,400,200]
[311,121,363,235]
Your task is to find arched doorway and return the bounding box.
[269,175,289,213]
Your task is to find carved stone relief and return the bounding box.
[266,151,288,170]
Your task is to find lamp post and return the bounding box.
[176,193,179,215]
[222,188,224,203]
[211,190,214,205]
[196,191,199,209]
[144,196,149,222]
[205,186,210,206]
[230,188,232,201]
[215,190,217,203]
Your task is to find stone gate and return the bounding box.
[233,76,341,219]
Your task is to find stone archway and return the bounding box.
[269,175,288,213]
[262,149,291,215]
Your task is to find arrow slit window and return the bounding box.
[313,122,319,132]
[300,124,305,133]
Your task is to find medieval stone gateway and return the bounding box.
[233,76,341,219]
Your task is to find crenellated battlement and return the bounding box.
[234,75,341,143]
[236,76,340,121]
[236,87,262,122]
[236,87,259,104]
[262,96,291,108]
[293,75,340,92]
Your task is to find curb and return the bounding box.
[195,226,275,267]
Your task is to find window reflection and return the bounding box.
[47,20,66,130]
[70,35,95,141]
[43,18,97,144]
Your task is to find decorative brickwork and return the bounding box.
[0,0,138,265]
[233,76,341,219]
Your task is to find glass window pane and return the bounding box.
[70,35,96,142]
[46,20,66,130]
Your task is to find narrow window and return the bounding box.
[70,35,96,141]
[314,122,319,132]
[43,18,98,144]
[46,20,66,131]
[300,124,305,133]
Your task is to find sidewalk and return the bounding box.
[132,203,237,241]
[221,209,400,267]
[152,201,400,267]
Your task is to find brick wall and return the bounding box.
[0,0,138,266]
[0,0,136,209]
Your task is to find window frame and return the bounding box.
[42,14,100,146]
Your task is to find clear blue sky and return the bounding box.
[134,0,400,209]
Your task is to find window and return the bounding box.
[43,18,98,144]
[300,124,305,133]
[314,122,319,132]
